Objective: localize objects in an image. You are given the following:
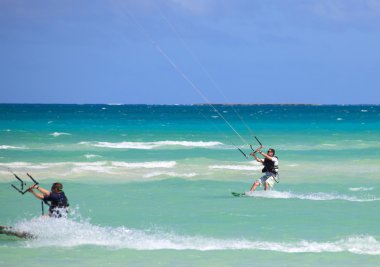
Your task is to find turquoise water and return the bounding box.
[0,104,379,266]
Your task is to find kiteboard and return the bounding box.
[231,192,247,197]
[0,225,34,239]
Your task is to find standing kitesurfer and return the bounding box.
[28,182,69,218]
[249,148,279,192]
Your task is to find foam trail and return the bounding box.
[12,218,380,255]
[244,190,380,202]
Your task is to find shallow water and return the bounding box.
[1,104,379,266]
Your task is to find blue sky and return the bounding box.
[0,0,379,104]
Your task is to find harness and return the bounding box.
[262,156,279,182]
[50,192,68,208]
[43,191,69,216]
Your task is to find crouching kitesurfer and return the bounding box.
[28,182,69,218]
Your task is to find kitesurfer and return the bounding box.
[249,148,279,192]
[28,182,69,218]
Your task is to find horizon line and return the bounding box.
[0,102,379,106]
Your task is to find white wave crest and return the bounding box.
[84,154,101,159]
[0,161,176,177]
[143,171,197,178]
[112,161,176,169]
[12,218,380,255]
[243,190,380,202]
[0,161,176,169]
[0,145,26,150]
[209,165,261,171]
[50,132,71,137]
[80,141,223,150]
[71,163,114,174]
[349,187,374,192]
[275,140,380,151]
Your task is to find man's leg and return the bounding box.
[250,181,260,192]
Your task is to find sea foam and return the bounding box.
[12,218,380,255]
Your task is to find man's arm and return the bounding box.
[28,185,50,200]
[258,151,274,161]
[250,151,264,163]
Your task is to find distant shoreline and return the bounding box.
[0,103,378,106]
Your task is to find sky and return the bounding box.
[0,0,380,104]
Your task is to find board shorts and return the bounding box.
[256,172,278,188]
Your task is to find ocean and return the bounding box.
[0,104,379,266]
